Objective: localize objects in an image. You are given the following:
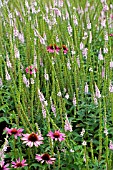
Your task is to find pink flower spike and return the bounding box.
[110,61,113,68]
[12,158,27,168]
[21,132,43,147]
[4,127,24,139]
[109,140,113,150]
[35,153,56,164]
[47,130,66,141]
[0,161,9,170]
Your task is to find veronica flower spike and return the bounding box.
[47,130,66,141]
[35,153,56,164]
[109,140,113,150]
[5,127,24,139]
[21,132,43,147]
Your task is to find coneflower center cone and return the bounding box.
[28,133,38,142]
[62,45,66,50]
[42,154,50,160]
[11,129,18,134]
[53,132,60,138]
[16,163,23,167]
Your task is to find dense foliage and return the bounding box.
[0,0,113,169]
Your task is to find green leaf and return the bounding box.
[0,104,8,111]
[0,117,9,123]
[30,163,44,168]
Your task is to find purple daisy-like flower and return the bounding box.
[47,130,66,141]
[0,161,9,170]
[62,45,68,54]
[21,132,43,147]
[35,153,56,164]
[12,158,27,168]
[47,44,61,53]
[109,33,113,37]
[5,127,24,139]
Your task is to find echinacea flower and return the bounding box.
[0,161,9,170]
[5,127,24,139]
[35,153,56,164]
[12,158,27,168]
[62,45,68,54]
[25,65,37,74]
[109,34,113,37]
[47,44,61,53]
[47,130,66,141]
[21,132,43,147]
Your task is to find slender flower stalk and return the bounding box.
[95,84,101,98]
[64,115,72,132]
[0,135,9,168]
[109,140,113,150]
[5,68,11,81]
[0,78,3,87]
[85,82,89,94]
[73,93,76,106]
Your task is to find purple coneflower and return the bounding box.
[109,33,113,37]
[47,130,65,141]
[62,45,68,54]
[5,127,24,139]
[35,153,56,164]
[0,161,9,170]
[25,65,37,74]
[47,44,61,53]
[12,158,27,168]
[21,132,43,147]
